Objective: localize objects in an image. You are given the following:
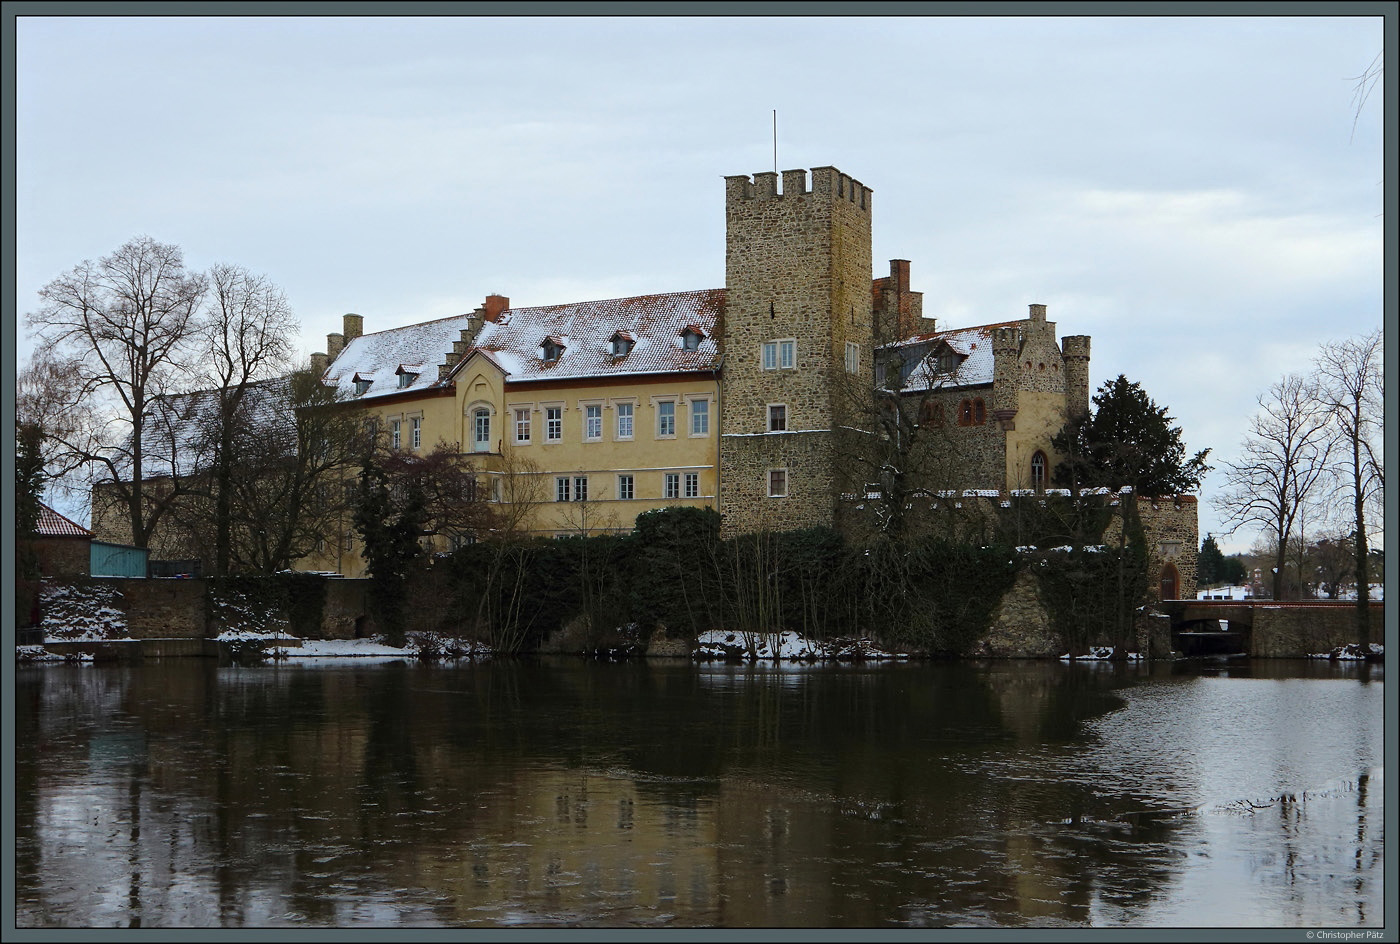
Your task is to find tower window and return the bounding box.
[768,404,787,432]
[768,469,788,498]
[1031,450,1047,490]
[762,339,796,370]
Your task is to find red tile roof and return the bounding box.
[36,504,91,538]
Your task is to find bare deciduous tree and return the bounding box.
[24,237,208,548]
[1215,374,1333,600]
[197,264,298,575]
[1314,328,1383,645]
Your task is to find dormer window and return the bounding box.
[610,331,635,357]
[353,375,373,395]
[397,371,418,389]
[933,347,960,374]
[541,337,565,363]
[681,326,705,351]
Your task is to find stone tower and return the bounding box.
[718,166,874,535]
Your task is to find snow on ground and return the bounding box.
[40,583,131,642]
[214,628,491,660]
[695,629,909,662]
[16,645,93,663]
[1308,643,1384,661]
[1059,646,1145,662]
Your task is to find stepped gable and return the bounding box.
[324,313,473,401]
[465,289,725,383]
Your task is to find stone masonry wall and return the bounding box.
[719,166,872,536]
[720,432,836,534]
[1250,604,1384,658]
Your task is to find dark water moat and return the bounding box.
[13,656,1386,928]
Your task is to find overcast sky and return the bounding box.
[13,12,1387,554]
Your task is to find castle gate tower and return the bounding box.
[718,166,874,535]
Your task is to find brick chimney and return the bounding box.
[482,294,509,323]
[872,259,926,341]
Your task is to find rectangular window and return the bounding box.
[411,417,422,450]
[472,411,489,452]
[762,341,778,370]
[780,339,795,369]
[768,469,788,498]
[845,342,860,374]
[768,404,787,432]
[684,472,699,498]
[547,407,562,442]
[585,404,603,441]
[664,473,680,500]
[556,476,570,502]
[574,476,588,502]
[658,401,676,438]
[617,474,634,501]
[690,399,709,436]
[514,408,531,444]
[616,402,634,440]
[391,419,401,450]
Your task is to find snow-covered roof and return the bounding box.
[111,377,295,481]
[325,289,725,398]
[468,289,724,383]
[36,503,91,538]
[324,313,472,402]
[882,321,1018,392]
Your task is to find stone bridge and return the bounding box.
[1157,599,1385,658]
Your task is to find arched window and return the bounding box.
[920,401,944,426]
[472,408,491,453]
[959,399,973,425]
[1030,451,1047,490]
[973,399,986,425]
[1159,562,1180,601]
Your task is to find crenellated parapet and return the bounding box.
[1060,334,1092,419]
[724,166,872,213]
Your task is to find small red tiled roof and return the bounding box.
[36,504,91,538]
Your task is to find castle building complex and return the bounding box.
[91,164,1198,597]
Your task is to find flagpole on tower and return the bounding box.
[773,109,777,174]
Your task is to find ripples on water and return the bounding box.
[14,657,1384,928]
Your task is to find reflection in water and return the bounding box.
[14,657,1383,928]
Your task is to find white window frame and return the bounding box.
[574,475,588,502]
[411,416,422,450]
[684,472,699,498]
[391,418,401,450]
[614,400,635,441]
[780,339,795,369]
[472,409,490,453]
[768,468,788,498]
[583,402,604,442]
[845,342,860,374]
[688,398,710,437]
[555,476,571,502]
[617,474,634,501]
[514,407,532,445]
[664,472,680,500]
[768,403,787,432]
[545,405,564,442]
[762,341,778,370]
[656,400,676,439]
